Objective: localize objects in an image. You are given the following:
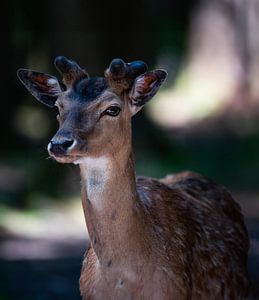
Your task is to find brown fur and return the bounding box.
[79,167,249,300]
[17,57,249,300]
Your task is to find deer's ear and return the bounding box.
[128,70,167,116]
[17,69,62,107]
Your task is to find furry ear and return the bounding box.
[128,69,167,115]
[17,69,62,107]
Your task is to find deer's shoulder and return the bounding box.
[136,171,246,232]
[136,172,249,298]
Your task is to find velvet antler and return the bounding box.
[105,58,147,93]
[54,56,89,88]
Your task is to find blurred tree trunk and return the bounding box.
[231,0,259,112]
[188,0,259,115]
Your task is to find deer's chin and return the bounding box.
[50,153,81,164]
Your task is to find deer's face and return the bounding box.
[17,57,167,163]
[48,81,132,163]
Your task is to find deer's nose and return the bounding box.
[48,138,75,156]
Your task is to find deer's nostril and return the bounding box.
[49,139,75,155]
[61,139,74,150]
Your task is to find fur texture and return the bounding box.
[80,171,249,300]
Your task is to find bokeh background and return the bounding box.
[1,0,259,299]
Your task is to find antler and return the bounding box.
[54,56,89,88]
[105,58,147,93]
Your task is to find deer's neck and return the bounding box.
[78,150,151,267]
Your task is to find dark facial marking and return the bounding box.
[111,211,117,221]
[72,77,108,103]
[107,260,112,267]
[117,279,124,287]
[86,196,92,207]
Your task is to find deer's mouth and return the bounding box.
[49,153,81,164]
[47,146,81,164]
[47,139,82,163]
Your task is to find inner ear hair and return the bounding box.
[129,69,168,108]
[17,69,62,107]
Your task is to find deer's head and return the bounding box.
[17,57,167,163]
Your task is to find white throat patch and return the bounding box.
[75,156,110,208]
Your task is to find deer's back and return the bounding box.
[136,171,249,299]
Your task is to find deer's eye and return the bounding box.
[103,106,121,117]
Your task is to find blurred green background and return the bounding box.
[1,0,259,299]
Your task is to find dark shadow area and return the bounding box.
[0,234,88,300]
[0,258,82,300]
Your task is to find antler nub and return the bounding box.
[105,58,148,93]
[54,56,89,87]
[108,59,127,79]
[127,61,147,78]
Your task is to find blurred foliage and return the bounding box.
[1,0,259,210]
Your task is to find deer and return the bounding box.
[17,56,249,300]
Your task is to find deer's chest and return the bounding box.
[79,248,186,300]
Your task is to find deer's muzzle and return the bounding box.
[48,138,76,157]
